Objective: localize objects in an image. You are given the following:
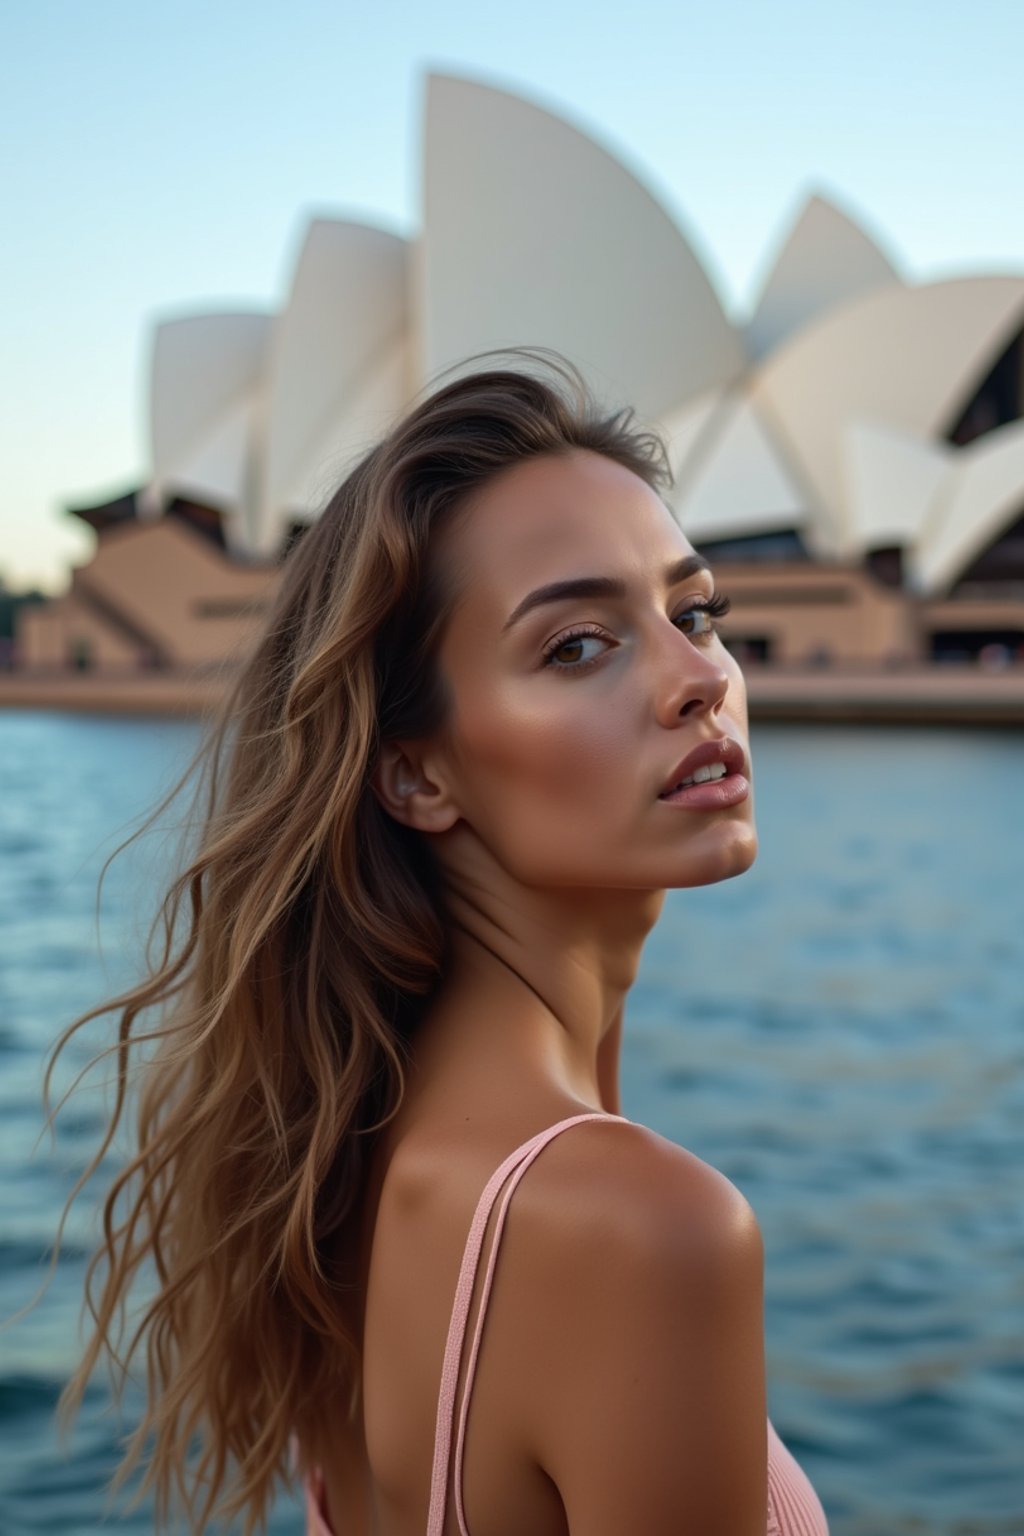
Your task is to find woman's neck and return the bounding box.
[403,881,665,1121]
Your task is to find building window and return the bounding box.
[865,545,904,588]
[722,635,772,664]
[946,326,1024,448]
[166,496,227,550]
[69,637,92,671]
[695,529,810,564]
[950,508,1024,592]
[930,628,1024,663]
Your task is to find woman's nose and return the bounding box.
[654,626,731,725]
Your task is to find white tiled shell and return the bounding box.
[744,192,901,362]
[419,73,745,424]
[150,311,271,546]
[911,418,1024,594]
[750,276,1024,553]
[256,218,413,553]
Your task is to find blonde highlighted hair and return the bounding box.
[45,353,671,1532]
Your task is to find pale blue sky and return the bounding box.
[3,0,1023,590]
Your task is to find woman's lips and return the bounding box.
[657,737,746,797]
[657,772,750,809]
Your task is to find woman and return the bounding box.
[49,355,829,1535]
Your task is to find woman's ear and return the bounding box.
[370,741,460,833]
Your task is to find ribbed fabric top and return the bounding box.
[305,1111,829,1536]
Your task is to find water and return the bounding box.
[1,711,1022,1535]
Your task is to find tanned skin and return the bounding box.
[314,450,764,1536]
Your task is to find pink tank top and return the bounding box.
[304,1112,829,1535]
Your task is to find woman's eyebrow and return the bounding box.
[501,553,712,634]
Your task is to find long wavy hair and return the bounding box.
[44,352,672,1533]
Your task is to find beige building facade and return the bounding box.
[19,514,276,674]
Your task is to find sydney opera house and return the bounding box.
[16,73,1024,714]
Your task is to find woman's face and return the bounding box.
[428,448,757,891]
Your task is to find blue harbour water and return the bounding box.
[1,710,1022,1535]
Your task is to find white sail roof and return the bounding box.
[656,390,726,487]
[751,276,1024,552]
[150,312,271,522]
[420,73,745,424]
[669,391,808,545]
[841,420,952,560]
[256,218,412,553]
[745,192,901,361]
[912,419,1024,594]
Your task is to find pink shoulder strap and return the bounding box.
[425,1111,631,1536]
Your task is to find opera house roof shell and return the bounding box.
[145,72,1024,599]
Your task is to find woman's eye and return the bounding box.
[674,608,714,637]
[673,593,731,638]
[543,630,610,669]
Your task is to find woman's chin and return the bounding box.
[666,826,759,889]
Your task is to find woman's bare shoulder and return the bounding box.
[514,1115,761,1261]
[505,1118,767,1536]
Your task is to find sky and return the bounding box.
[3,0,1024,592]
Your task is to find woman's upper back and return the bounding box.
[307,1111,828,1536]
